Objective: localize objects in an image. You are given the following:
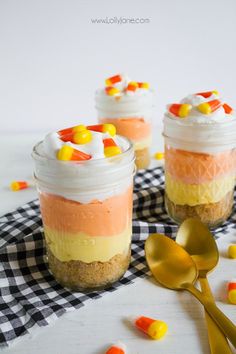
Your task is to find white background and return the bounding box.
[1,0,236,136]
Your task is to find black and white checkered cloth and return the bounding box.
[0,167,236,347]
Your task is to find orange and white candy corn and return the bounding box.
[223,103,233,114]
[126,81,138,92]
[105,342,126,354]
[57,145,91,161]
[195,90,219,98]
[228,280,236,304]
[105,74,122,86]
[197,99,221,115]
[105,86,120,96]
[87,124,116,136]
[134,316,168,340]
[58,125,86,142]
[72,129,92,144]
[169,103,192,118]
[103,138,122,157]
[137,82,150,89]
[10,181,29,191]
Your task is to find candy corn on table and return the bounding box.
[0,132,236,354]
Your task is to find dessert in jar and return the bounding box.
[163,91,236,227]
[32,123,135,290]
[95,74,154,170]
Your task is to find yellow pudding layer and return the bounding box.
[44,225,132,263]
[165,172,235,206]
[133,136,152,151]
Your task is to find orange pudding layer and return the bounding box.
[40,186,133,236]
[100,117,151,142]
[165,146,236,184]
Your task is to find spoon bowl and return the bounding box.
[176,218,219,276]
[145,233,198,290]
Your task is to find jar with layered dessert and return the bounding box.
[163,91,236,228]
[32,123,135,291]
[95,74,154,170]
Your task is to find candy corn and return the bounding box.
[57,145,91,161]
[137,82,150,89]
[72,129,92,144]
[197,99,221,114]
[105,74,122,86]
[103,138,122,157]
[154,152,164,160]
[195,90,219,98]
[105,86,121,96]
[223,103,233,114]
[134,316,168,340]
[105,342,126,354]
[169,103,192,118]
[126,81,138,92]
[87,124,116,136]
[10,181,29,191]
[228,280,236,304]
[228,245,236,259]
[58,125,86,141]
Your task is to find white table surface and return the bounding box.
[1,133,236,354]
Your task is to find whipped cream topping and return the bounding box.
[95,74,154,118]
[164,91,236,153]
[32,126,134,203]
[166,92,235,124]
[43,130,127,160]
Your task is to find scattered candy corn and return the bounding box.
[154,152,164,160]
[72,129,92,144]
[105,342,126,354]
[195,90,219,98]
[58,125,86,141]
[197,99,221,115]
[169,103,192,118]
[126,81,138,92]
[57,145,91,161]
[228,280,236,304]
[134,316,168,340]
[223,103,233,114]
[105,86,121,96]
[105,74,122,86]
[87,124,116,136]
[137,82,150,89]
[10,181,29,191]
[228,245,236,259]
[103,138,122,157]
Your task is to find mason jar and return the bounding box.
[32,137,135,291]
[95,91,153,170]
[163,117,236,228]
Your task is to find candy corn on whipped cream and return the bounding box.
[163,91,236,227]
[32,123,135,290]
[95,74,154,169]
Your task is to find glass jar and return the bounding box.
[32,137,135,291]
[95,92,153,170]
[163,118,236,228]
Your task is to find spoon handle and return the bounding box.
[186,283,236,349]
[199,277,233,354]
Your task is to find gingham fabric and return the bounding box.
[0,167,236,347]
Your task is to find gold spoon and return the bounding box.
[176,218,232,354]
[145,233,236,348]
